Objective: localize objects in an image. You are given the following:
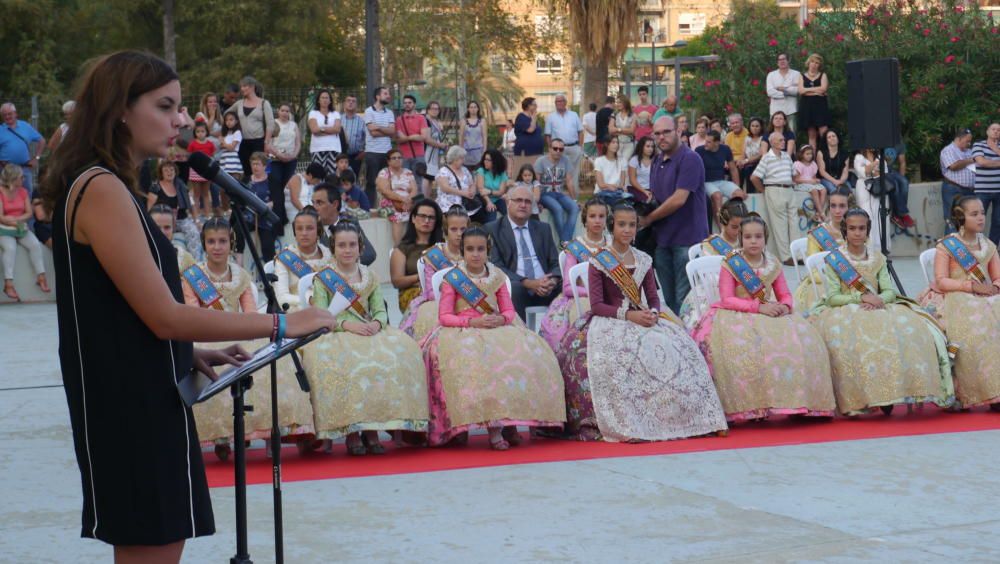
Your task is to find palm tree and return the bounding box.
[422,47,525,133]
[564,0,640,107]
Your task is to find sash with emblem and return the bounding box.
[722,251,767,303]
[316,267,370,320]
[593,249,671,320]
[809,224,839,252]
[824,250,870,293]
[182,264,223,310]
[423,246,453,272]
[565,239,594,262]
[940,235,987,283]
[706,235,734,256]
[277,249,313,279]
[444,267,496,314]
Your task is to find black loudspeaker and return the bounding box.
[846,58,901,149]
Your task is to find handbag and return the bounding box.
[446,166,482,211]
[864,176,894,197]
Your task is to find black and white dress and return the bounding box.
[53,166,214,545]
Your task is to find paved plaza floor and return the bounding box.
[4,259,1000,563]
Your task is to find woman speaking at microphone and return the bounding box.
[40,51,335,563]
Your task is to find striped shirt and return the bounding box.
[752,150,794,186]
[972,140,1000,193]
[940,142,975,188]
[363,104,395,154]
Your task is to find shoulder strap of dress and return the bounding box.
[68,167,113,237]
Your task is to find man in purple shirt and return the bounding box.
[639,116,708,315]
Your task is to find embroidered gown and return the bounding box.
[680,234,740,329]
[174,242,196,273]
[691,252,836,422]
[809,247,955,415]
[557,249,728,441]
[181,262,275,446]
[917,234,1000,407]
[304,265,429,439]
[419,263,566,446]
[792,222,845,313]
[398,243,462,341]
[539,235,611,352]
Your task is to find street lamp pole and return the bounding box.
[667,40,688,99]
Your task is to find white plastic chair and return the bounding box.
[919,248,936,288]
[525,305,548,332]
[297,272,316,309]
[431,267,452,303]
[264,261,275,277]
[567,262,590,318]
[688,243,703,261]
[804,251,831,303]
[558,250,568,277]
[416,257,427,293]
[789,237,809,284]
[685,255,725,307]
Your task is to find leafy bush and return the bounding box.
[685,0,999,179]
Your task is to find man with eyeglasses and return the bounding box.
[766,53,801,132]
[534,138,580,245]
[311,182,377,266]
[486,183,561,319]
[639,116,708,315]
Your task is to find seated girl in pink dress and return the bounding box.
[539,198,611,352]
[420,227,566,450]
[680,197,747,329]
[557,204,727,441]
[399,204,467,341]
[692,215,836,422]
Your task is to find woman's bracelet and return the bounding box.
[270,313,279,342]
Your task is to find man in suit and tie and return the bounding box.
[311,182,377,266]
[485,183,561,319]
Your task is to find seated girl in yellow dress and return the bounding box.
[305,221,429,455]
[691,215,836,422]
[420,227,566,450]
[181,218,274,460]
[680,197,746,329]
[917,195,1000,409]
[793,186,851,312]
[539,198,611,352]
[809,209,955,416]
[399,204,467,341]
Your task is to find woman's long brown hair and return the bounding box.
[41,51,178,212]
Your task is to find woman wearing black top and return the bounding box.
[41,51,334,563]
[818,129,851,194]
[145,159,200,259]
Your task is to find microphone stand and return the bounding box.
[227,196,307,564]
[876,148,904,294]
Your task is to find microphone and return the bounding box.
[188,152,280,225]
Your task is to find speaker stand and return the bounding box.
[876,148,904,294]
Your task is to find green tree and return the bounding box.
[685,0,1000,178]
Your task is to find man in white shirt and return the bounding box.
[362,86,395,204]
[544,94,584,189]
[582,103,597,157]
[752,132,797,265]
[766,53,802,132]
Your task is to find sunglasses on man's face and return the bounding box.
[551,146,565,152]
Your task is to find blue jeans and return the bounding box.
[941,180,975,234]
[485,197,508,223]
[539,191,579,244]
[978,192,1000,245]
[654,245,691,316]
[819,179,843,193]
[595,190,632,207]
[885,171,910,216]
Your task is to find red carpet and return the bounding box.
[204,406,1000,488]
